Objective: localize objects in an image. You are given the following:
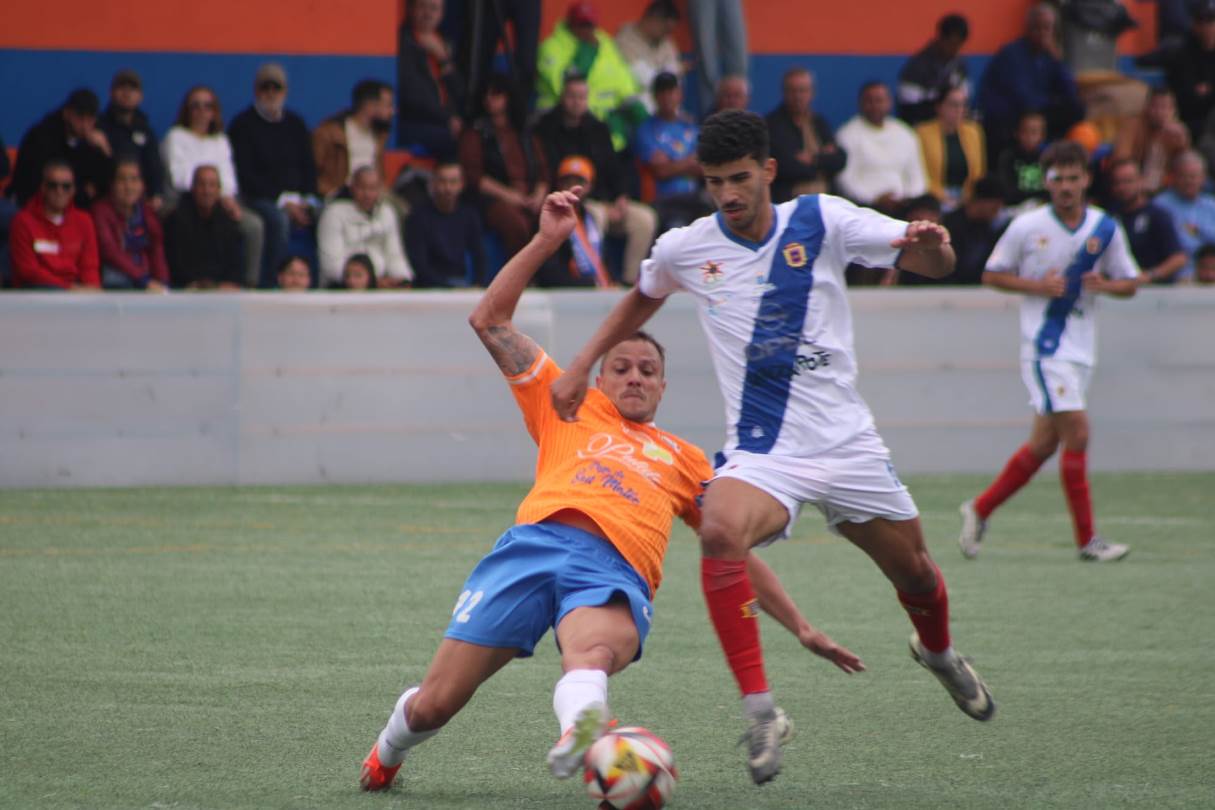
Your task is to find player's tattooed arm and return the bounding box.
[478,322,542,377]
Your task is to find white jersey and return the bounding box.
[985,205,1139,366]
[639,194,907,459]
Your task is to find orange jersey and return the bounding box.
[507,352,712,595]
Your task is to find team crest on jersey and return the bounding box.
[700,260,724,285]
[783,242,808,268]
[1036,235,1049,249]
[1085,236,1102,254]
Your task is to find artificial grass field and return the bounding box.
[1,472,1212,809]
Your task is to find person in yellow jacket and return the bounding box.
[915,86,986,210]
[537,2,644,151]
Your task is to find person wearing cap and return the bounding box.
[536,155,610,287]
[633,72,711,232]
[536,72,657,284]
[228,63,319,287]
[98,69,166,211]
[536,1,642,151]
[1165,0,1215,141]
[396,0,464,160]
[9,88,113,209]
[615,1,684,114]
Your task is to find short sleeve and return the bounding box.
[638,229,682,299]
[1100,221,1141,281]
[506,352,562,444]
[985,218,1024,275]
[828,196,906,268]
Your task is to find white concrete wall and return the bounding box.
[1,288,1212,488]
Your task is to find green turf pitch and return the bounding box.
[1,473,1212,809]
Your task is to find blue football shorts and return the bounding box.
[443,521,654,660]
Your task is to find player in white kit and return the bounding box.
[551,110,995,785]
[959,141,1140,562]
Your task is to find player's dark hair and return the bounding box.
[1041,141,1088,171]
[938,13,969,40]
[1195,242,1215,262]
[352,79,389,111]
[697,109,769,167]
[602,330,667,376]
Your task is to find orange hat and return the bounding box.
[557,154,596,184]
[1066,120,1103,154]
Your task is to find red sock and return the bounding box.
[897,564,951,653]
[1060,449,1094,547]
[701,557,769,695]
[974,444,1047,519]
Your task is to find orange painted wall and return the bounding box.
[2,0,1157,57]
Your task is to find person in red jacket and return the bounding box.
[9,160,100,290]
[91,158,169,291]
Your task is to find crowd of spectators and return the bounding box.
[5,0,1215,293]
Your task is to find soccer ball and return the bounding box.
[583,726,677,809]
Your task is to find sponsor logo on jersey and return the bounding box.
[700,260,724,285]
[783,241,808,268]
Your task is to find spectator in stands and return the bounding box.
[340,253,377,290]
[1114,87,1191,196]
[1107,158,1187,285]
[910,177,1004,286]
[276,255,312,291]
[688,0,748,118]
[9,89,112,209]
[1166,0,1215,140]
[995,111,1049,209]
[766,67,846,203]
[705,74,749,118]
[9,160,100,290]
[634,72,711,231]
[229,63,318,287]
[318,166,414,288]
[405,161,487,288]
[836,81,927,215]
[616,1,684,113]
[536,72,657,283]
[536,156,610,287]
[91,158,169,291]
[461,0,541,122]
[1195,242,1215,283]
[459,73,549,257]
[897,14,970,126]
[314,80,395,199]
[0,135,13,285]
[397,0,464,159]
[1152,150,1215,281]
[978,3,1083,161]
[162,85,264,287]
[916,85,986,211]
[163,165,244,291]
[98,70,165,211]
[536,2,643,151]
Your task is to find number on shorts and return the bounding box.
[452,589,484,623]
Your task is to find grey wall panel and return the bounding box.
[0,288,1211,488]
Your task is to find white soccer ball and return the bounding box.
[583,726,677,809]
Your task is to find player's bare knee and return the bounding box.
[1029,437,1058,461]
[406,691,457,732]
[698,516,748,559]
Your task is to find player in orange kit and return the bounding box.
[360,188,864,792]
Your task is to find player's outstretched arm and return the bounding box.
[549,288,666,421]
[746,554,866,675]
[892,220,956,279]
[468,189,581,375]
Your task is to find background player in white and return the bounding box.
[959,142,1140,562]
[550,110,995,786]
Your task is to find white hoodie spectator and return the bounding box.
[318,166,414,287]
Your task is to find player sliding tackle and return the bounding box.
[359,187,864,793]
[550,110,997,786]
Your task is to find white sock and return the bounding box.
[741,691,775,719]
[919,645,957,666]
[552,669,608,733]
[378,687,439,767]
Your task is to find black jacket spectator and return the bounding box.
[897,47,969,126]
[995,144,1047,206]
[764,106,846,203]
[405,197,487,287]
[535,107,624,202]
[1166,32,1215,140]
[10,111,111,208]
[397,23,465,135]
[227,107,317,200]
[164,195,244,288]
[98,105,164,199]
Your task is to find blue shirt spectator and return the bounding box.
[1152,150,1215,281]
[634,74,700,198]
